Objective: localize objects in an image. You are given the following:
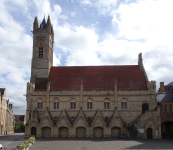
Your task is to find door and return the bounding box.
[31,127,36,137]
[59,127,68,137]
[76,127,86,137]
[111,127,121,138]
[94,127,103,137]
[147,128,152,139]
[42,127,51,137]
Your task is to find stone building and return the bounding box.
[157,82,173,138]
[0,88,15,135]
[25,16,161,139]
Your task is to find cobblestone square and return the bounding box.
[29,138,173,150]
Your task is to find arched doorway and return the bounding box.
[59,127,68,137]
[111,127,121,138]
[147,128,152,139]
[76,127,86,137]
[31,127,36,137]
[94,127,103,138]
[161,122,173,139]
[142,103,149,113]
[42,127,51,137]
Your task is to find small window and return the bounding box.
[104,102,109,109]
[87,102,92,109]
[54,102,59,109]
[71,102,76,109]
[38,102,42,109]
[121,102,127,110]
[39,47,43,58]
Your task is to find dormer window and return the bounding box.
[39,47,43,58]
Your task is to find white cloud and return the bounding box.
[79,0,117,14]
[0,1,32,114]
[111,0,173,88]
[71,11,76,17]
[53,53,61,66]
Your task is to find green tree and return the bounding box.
[15,122,18,132]
[20,124,25,132]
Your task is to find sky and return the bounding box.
[0,0,173,114]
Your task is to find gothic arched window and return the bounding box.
[39,47,43,58]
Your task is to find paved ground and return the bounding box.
[0,133,26,149]
[0,134,173,150]
[29,138,173,150]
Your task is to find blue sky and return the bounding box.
[0,0,173,114]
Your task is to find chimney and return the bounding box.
[158,82,165,93]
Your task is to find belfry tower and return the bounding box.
[30,16,54,83]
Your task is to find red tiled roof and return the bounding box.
[35,65,147,91]
[14,115,25,122]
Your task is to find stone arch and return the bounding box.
[59,127,69,137]
[42,127,51,137]
[57,116,71,127]
[109,117,123,129]
[31,127,37,137]
[70,98,76,102]
[76,127,86,137]
[144,118,156,139]
[111,127,121,138]
[144,118,156,129]
[74,116,88,128]
[29,119,38,127]
[87,98,93,102]
[92,116,105,128]
[93,127,103,137]
[40,116,53,128]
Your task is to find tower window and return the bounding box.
[39,47,43,58]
